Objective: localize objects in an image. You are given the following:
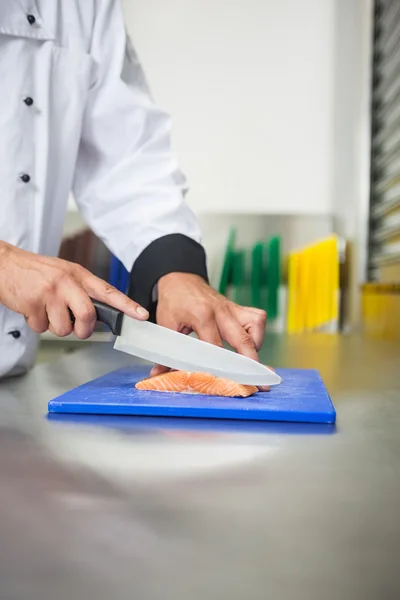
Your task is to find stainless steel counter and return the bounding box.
[1,334,400,600]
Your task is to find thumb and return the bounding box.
[150,364,171,377]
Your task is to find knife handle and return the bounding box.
[68,299,123,336]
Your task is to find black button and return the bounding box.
[24,97,34,106]
[20,174,31,183]
[27,14,36,25]
[9,331,21,339]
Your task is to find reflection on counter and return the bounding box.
[47,412,337,437]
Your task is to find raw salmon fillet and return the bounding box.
[135,371,258,398]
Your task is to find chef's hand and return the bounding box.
[0,242,148,339]
[151,273,268,388]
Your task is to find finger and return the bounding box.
[150,319,193,377]
[194,321,223,347]
[232,306,266,350]
[150,364,170,377]
[46,300,74,338]
[64,285,97,339]
[230,306,269,390]
[242,306,268,317]
[25,310,49,334]
[80,270,149,320]
[184,302,224,347]
[180,326,192,336]
[257,364,275,392]
[216,310,270,391]
[216,306,259,361]
[245,321,265,351]
[149,314,175,377]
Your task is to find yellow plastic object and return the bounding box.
[327,237,339,324]
[287,252,299,334]
[299,247,310,331]
[361,283,400,339]
[286,236,339,333]
[315,241,327,327]
[306,245,319,330]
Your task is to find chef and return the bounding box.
[0,0,266,379]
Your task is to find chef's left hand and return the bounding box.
[151,273,267,385]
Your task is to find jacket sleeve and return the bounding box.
[72,0,208,311]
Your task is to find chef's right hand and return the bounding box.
[0,242,148,338]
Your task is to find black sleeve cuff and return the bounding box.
[127,234,208,321]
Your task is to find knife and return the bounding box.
[70,300,282,386]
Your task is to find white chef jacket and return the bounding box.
[0,0,206,379]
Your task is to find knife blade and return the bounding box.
[74,300,282,386]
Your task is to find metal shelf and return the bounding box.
[372,194,400,218]
[375,173,400,194]
[370,247,400,266]
[372,225,400,242]
[374,139,400,169]
[377,4,400,53]
[374,114,400,149]
[369,0,400,279]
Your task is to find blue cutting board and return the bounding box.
[48,366,336,424]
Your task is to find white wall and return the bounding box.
[332,0,372,243]
[123,0,335,215]
[332,0,373,323]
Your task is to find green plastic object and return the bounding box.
[266,236,281,320]
[218,227,236,296]
[231,250,252,306]
[251,242,264,308]
[232,250,245,286]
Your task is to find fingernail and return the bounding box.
[258,385,270,392]
[136,306,149,318]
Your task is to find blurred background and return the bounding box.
[46,0,400,356]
